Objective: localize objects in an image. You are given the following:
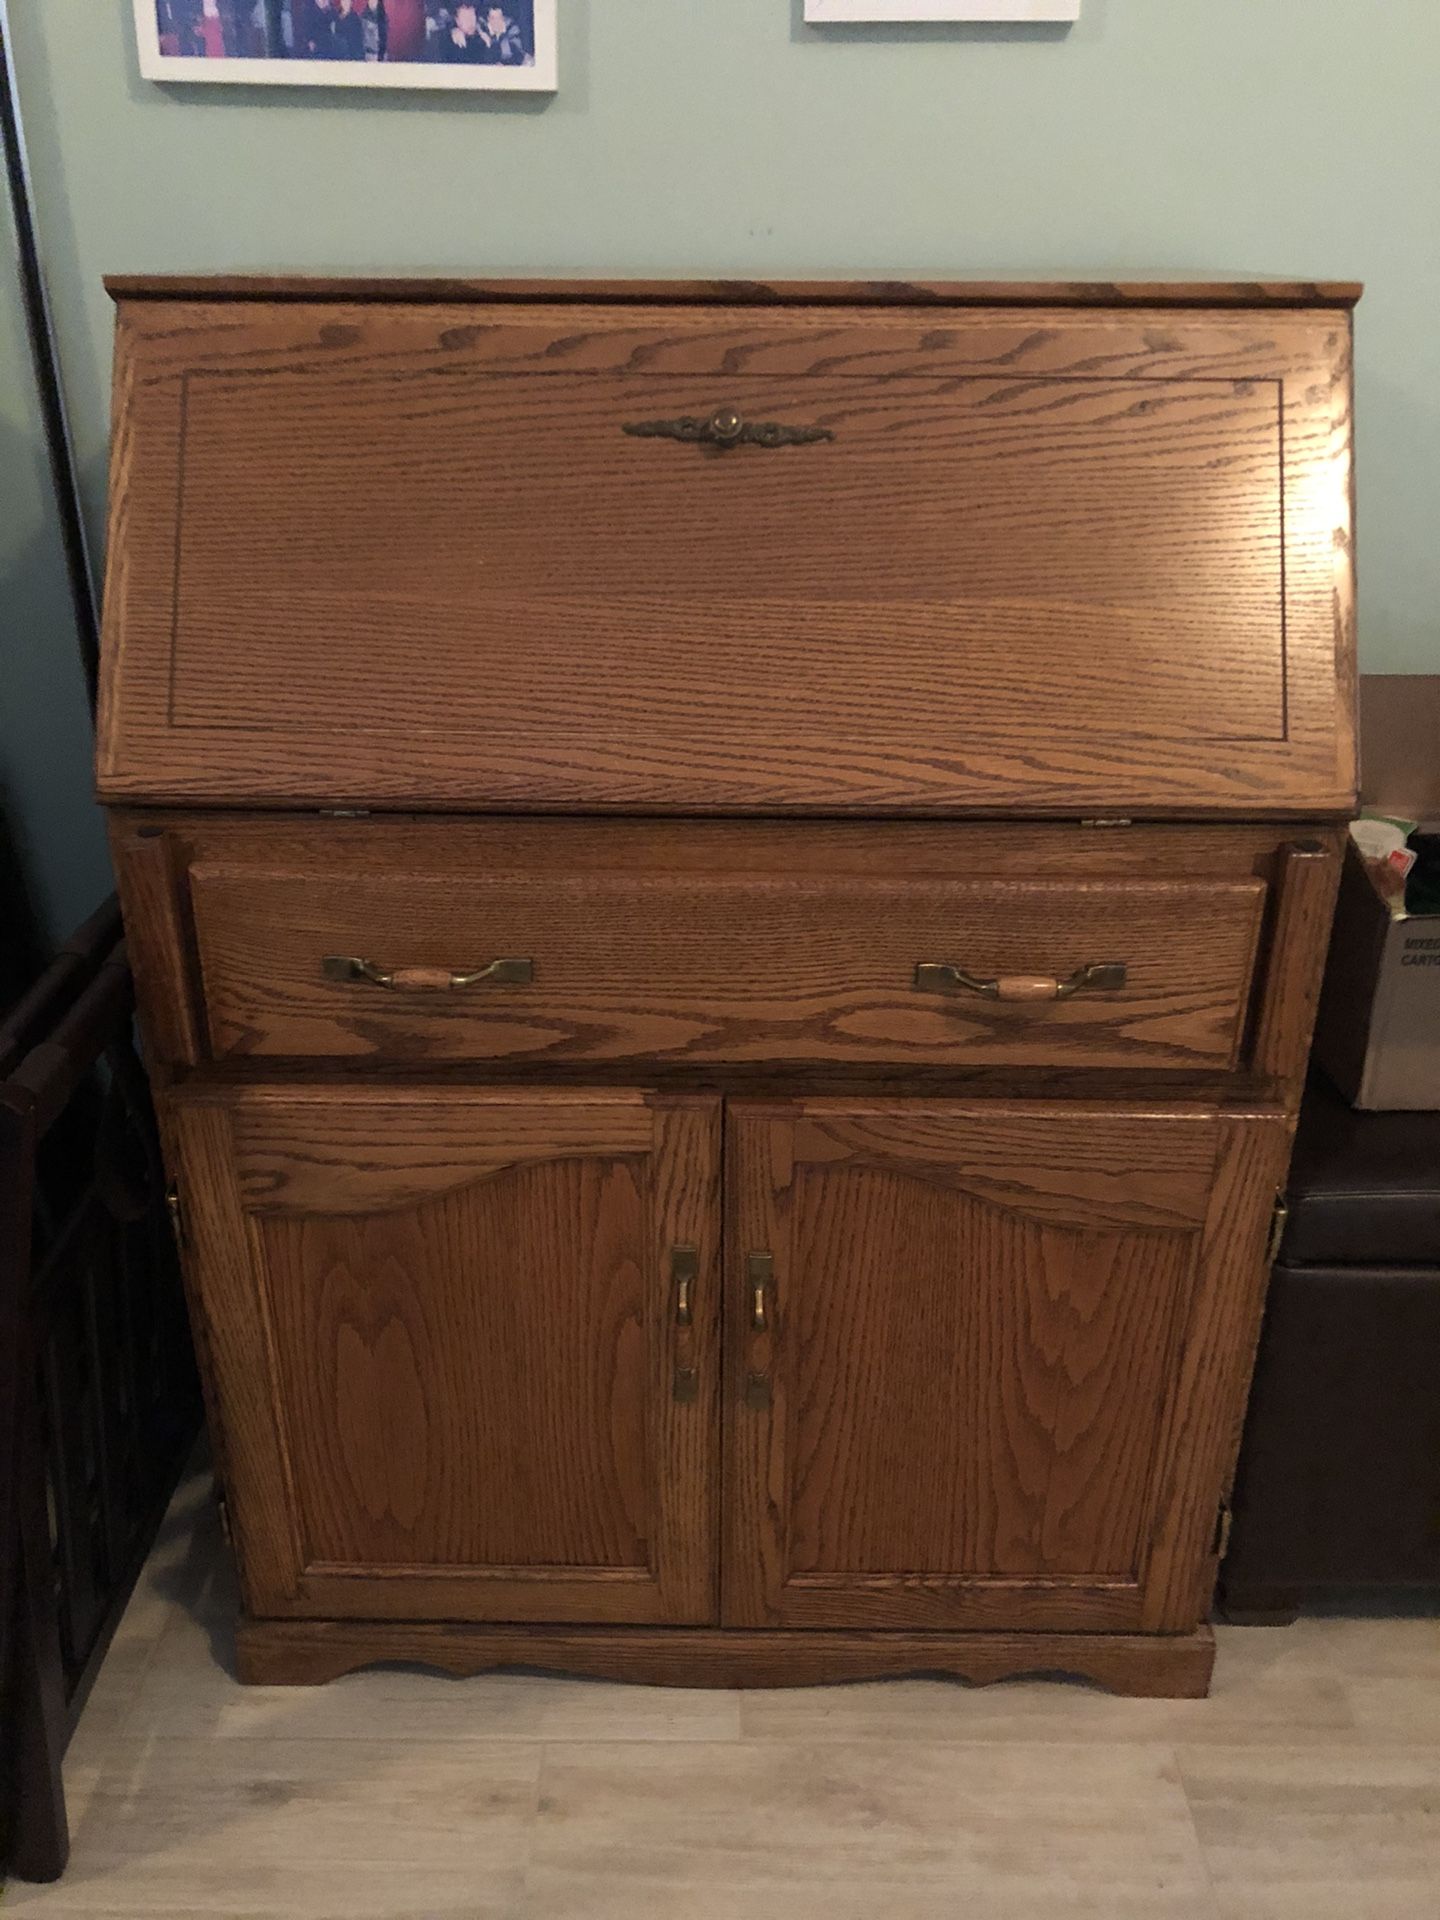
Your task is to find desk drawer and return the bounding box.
[190,860,1265,1070]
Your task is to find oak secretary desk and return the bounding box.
[99,276,1358,1697]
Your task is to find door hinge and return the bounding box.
[1266,1190,1290,1265]
[1080,816,1133,829]
[165,1181,185,1249]
[216,1490,234,1547]
[319,806,370,818]
[1211,1498,1234,1562]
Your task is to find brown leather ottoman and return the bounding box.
[1220,1074,1440,1622]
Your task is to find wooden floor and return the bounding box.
[5,1469,1439,1919]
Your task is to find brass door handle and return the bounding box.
[623,405,835,450]
[913,961,1126,1002]
[671,1246,699,1404]
[744,1251,774,1410]
[748,1251,773,1333]
[672,1246,697,1328]
[323,955,534,992]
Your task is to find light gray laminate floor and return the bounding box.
[5,1469,1438,1919]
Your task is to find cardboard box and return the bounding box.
[1314,676,1440,1110]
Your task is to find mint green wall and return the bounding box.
[9,0,1440,682]
[0,183,111,943]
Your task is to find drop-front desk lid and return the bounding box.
[97,277,1360,817]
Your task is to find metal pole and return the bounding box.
[0,0,102,712]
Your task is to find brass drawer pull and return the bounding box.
[323,955,534,992]
[914,961,1127,1003]
[623,405,834,450]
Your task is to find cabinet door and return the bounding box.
[724,1100,1288,1633]
[172,1088,720,1624]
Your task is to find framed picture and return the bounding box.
[806,1,1078,19]
[134,1,558,92]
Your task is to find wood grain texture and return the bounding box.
[170,1087,721,1625]
[168,373,1286,735]
[118,810,1330,1076]
[1140,1112,1292,1630]
[182,1058,1282,1110]
[1251,840,1343,1097]
[233,1617,1216,1697]
[169,1099,306,1616]
[113,809,1325,880]
[225,1084,658,1215]
[97,295,1356,816]
[188,860,1266,1071]
[113,811,1324,1078]
[108,823,203,1068]
[105,272,1363,308]
[723,1099,1245,1633]
[101,281,1348,1697]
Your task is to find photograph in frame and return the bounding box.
[134,1,558,92]
[805,1,1079,21]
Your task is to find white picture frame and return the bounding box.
[806,1,1078,20]
[133,1,558,93]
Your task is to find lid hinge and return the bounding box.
[1212,1497,1234,1562]
[165,1180,185,1250]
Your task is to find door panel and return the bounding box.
[100,298,1354,813]
[781,1168,1194,1579]
[165,368,1285,744]
[172,1088,721,1624]
[259,1159,650,1573]
[724,1101,1287,1632]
